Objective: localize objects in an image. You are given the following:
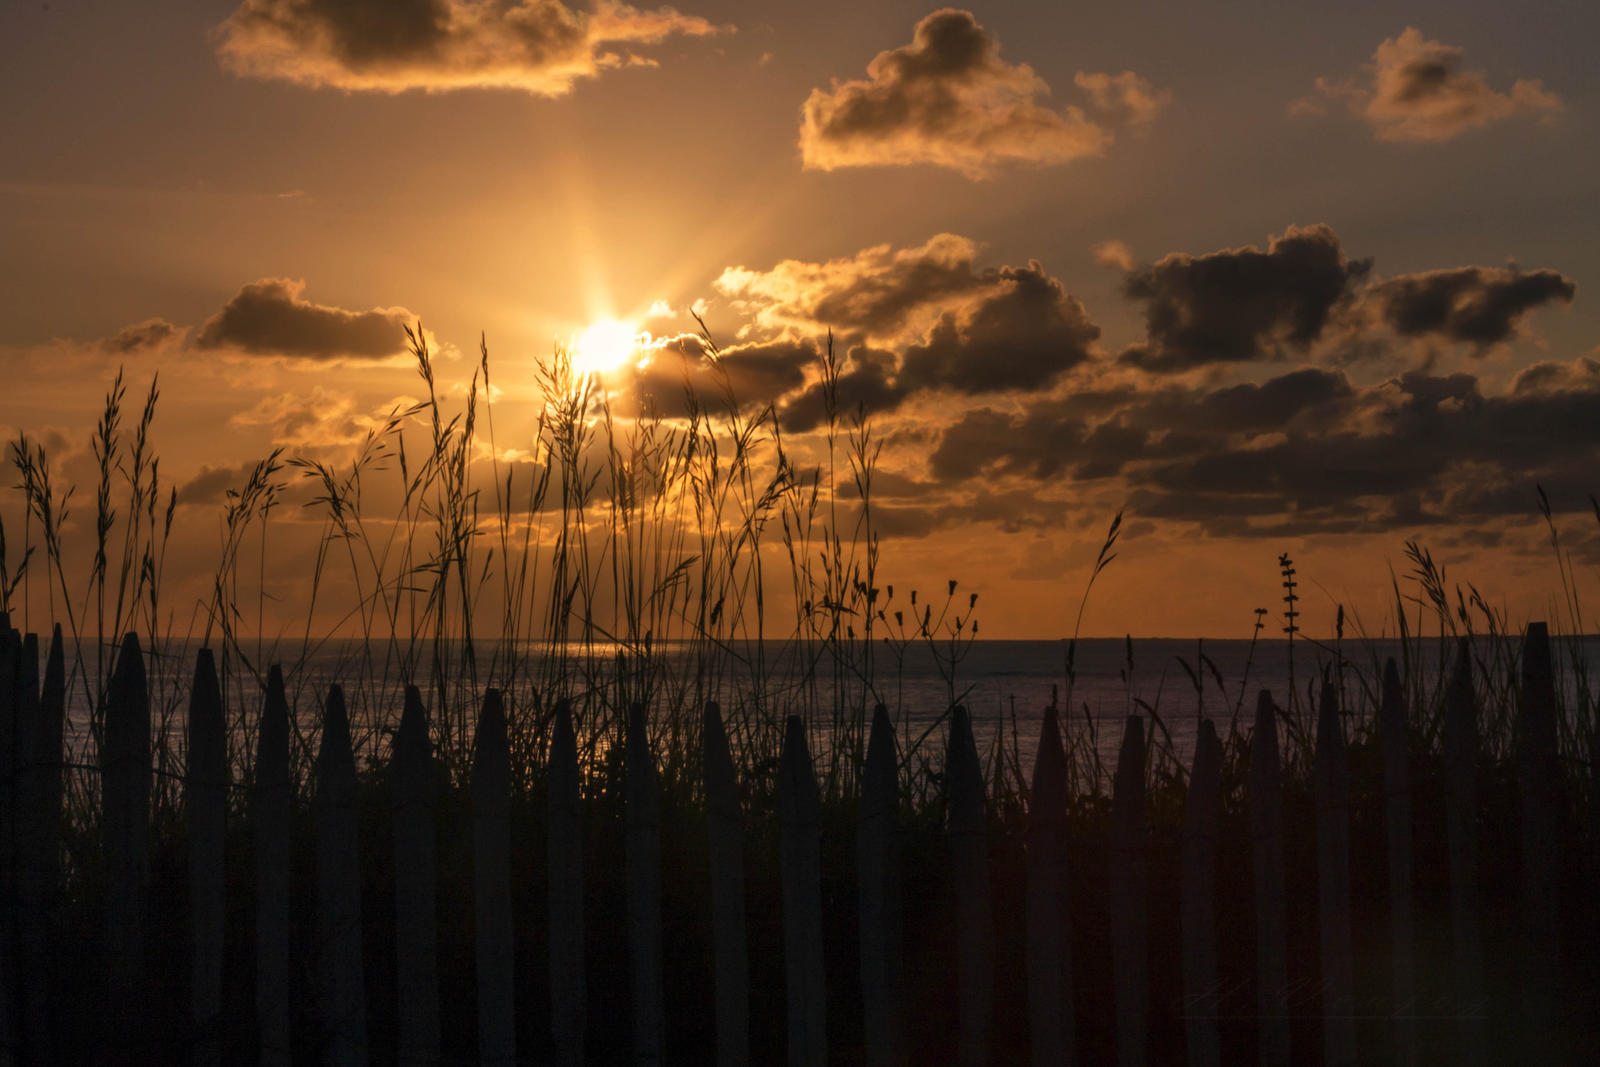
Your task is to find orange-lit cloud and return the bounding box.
[1073,70,1171,128]
[711,234,1099,428]
[1365,265,1575,350]
[215,0,720,96]
[799,9,1164,179]
[1295,27,1563,142]
[194,278,417,362]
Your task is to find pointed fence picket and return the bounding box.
[779,715,827,1066]
[315,684,367,1065]
[703,700,749,1067]
[1249,689,1290,1067]
[103,632,150,1060]
[547,699,586,1067]
[1026,707,1073,1067]
[946,705,993,1067]
[1443,639,1486,1067]
[1379,658,1417,1067]
[1179,719,1222,1067]
[1313,679,1355,1067]
[1110,714,1149,1067]
[473,689,516,1067]
[255,665,293,1067]
[187,649,227,1067]
[858,705,904,1067]
[625,703,664,1065]
[392,685,440,1067]
[1517,623,1560,1061]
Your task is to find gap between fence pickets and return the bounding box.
[4,621,1575,1061]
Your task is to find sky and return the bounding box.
[1,0,1598,640]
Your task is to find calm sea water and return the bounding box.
[50,634,1599,778]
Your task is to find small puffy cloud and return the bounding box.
[798,9,1122,179]
[1297,27,1562,142]
[1073,70,1170,127]
[194,278,415,362]
[1119,224,1371,371]
[214,0,720,96]
[100,318,182,355]
[1366,264,1574,349]
[1091,239,1133,272]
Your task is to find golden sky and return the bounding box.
[1,2,1597,639]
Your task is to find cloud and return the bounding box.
[716,233,991,343]
[897,260,1098,394]
[99,318,182,355]
[229,386,386,448]
[1092,239,1134,272]
[1366,264,1574,349]
[924,357,1600,537]
[1073,70,1170,127]
[1297,27,1562,142]
[798,9,1120,179]
[622,334,816,418]
[712,235,1100,426]
[1119,224,1372,371]
[194,278,416,361]
[214,0,720,96]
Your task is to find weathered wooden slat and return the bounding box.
[779,714,826,1066]
[858,705,904,1067]
[1026,706,1073,1067]
[1517,623,1560,1060]
[255,665,292,1067]
[946,705,993,1067]
[703,701,749,1066]
[625,703,664,1065]
[103,632,151,1060]
[1250,689,1290,1067]
[548,699,585,1067]
[1180,719,1222,1067]
[1443,639,1485,1067]
[1110,715,1149,1067]
[392,685,439,1066]
[473,688,516,1067]
[1314,678,1355,1067]
[187,648,228,1067]
[315,684,368,1065]
[1380,659,1416,1066]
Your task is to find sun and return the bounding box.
[572,318,644,376]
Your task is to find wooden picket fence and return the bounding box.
[0,620,1589,1063]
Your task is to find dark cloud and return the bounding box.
[1119,224,1371,371]
[778,348,905,434]
[100,318,180,355]
[623,334,815,419]
[1368,265,1574,348]
[1296,27,1562,142]
[924,358,1600,537]
[194,278,413,361]
[798,9,1118,178]
[900,262,1098,394]
[716,233,991,343]
[215,0,719,96]
[719,235,1102,422]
